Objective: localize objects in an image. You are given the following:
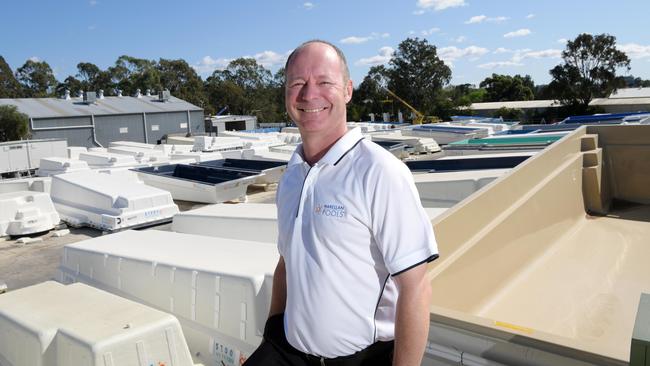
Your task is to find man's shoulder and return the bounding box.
[354,139,410,173]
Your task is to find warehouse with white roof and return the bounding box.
[0,90,204,147]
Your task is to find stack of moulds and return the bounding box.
[50,170,178,231]
[277,132,302,144]
[165,135,195,145]
[405,154,530,173]
[268,144,299,155]
[37,157,90,176]
[66,146,87,159]
[413,169,509,208]
[249,148,291,162]
[134,164,259,204]
[369,132,441,154]
[58,230,279,366]
[107,145,172,165]
[172,203,279,242]
[218,131,286,148]
[0,281,195,366]
[192,136,244,153]
[170,151,225,162]
[0,190,60,237]
[195,158,287,184]
[403,124,486,145]
[78,151,143,170]
[280,126,300,134]
[0,177,51,194]
[369,140,410,159]
[171,203,447,241]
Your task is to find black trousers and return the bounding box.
[244,314,394,366]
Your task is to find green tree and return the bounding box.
[383,38,452,118]
[492,106,522,121]
[0,56,23,98]
[479,74,534,102]
[158,58,207,108]
[109,56,161,96]
[350,66,388,121]
[548,33,630,111]
[55,76,83,96]
[15,59,57,97]
[0,105,29,141]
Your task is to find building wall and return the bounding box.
[29,110,204,147]
[31,116,96,147]
[95,114,145,146]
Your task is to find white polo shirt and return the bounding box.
[276,127,438,358]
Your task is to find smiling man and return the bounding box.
[244,40,438,366]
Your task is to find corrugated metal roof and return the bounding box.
[469,100,560,110]
[0,95,202,119]
[608,87,650,99]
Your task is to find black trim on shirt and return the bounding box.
[391,254,439,277]
[295,166,312,218]
[333,138,364,166]
[373,274,391,343]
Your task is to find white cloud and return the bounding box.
[28,56,41,63]
[453,36,467,43]
[421,27,441,36]
[88,25,96,31]
[413,9,426,15]
[341,32,391,45]
[493,47,512,54]
[356,47,395,66]
[522,49,562,59]
[526,13,535,19]
[253,50,289,68]
[439,46,489,63]
[557,38,568,44]
[464,15,508,24]
[193,56,232,75]
[89,0,97,5]
[619,43,650,59]
[504,28,531,38]
[478,61,523,69]
[408,30,416,35]
[416,0,466,11]
[465,15,486,24]
[303,2,314,9]
[341,36,371,44]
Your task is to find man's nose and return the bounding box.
[298,81,318,100]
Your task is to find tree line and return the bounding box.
[1,32,648,128]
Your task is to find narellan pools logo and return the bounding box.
[314,203,346,218]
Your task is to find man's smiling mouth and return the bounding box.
[298,107,328,113]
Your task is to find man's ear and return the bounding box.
[345,79,353,103]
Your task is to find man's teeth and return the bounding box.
[301,107,326,113]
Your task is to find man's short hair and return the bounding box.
[284,39,350,83]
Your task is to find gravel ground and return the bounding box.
[0,185,277,293]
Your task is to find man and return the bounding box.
[245,40,438,366]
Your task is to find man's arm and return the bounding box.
[392,262,431,366]
[268,256,287,317]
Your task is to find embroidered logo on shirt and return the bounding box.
[314,203,346,218]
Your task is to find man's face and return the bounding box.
[285,43,353,136]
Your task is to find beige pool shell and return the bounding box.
[426,125,650,365]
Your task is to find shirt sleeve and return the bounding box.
[369,160,439,276]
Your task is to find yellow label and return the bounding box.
[494,320,534,334]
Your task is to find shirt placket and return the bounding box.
[296,163,318,218]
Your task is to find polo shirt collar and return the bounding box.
[288,127,364,167]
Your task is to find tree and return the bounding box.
[109,56,161,96]
[15,59,57,97]
[158,58,206,108]
[479,74,534,102]
[350,66,388,121]
[548,33,630,111]
[0,105,29,142]
[55,76,83,96]
[383,38,452,118]
[0,56,23,98]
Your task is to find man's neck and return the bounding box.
[300,126,348,166]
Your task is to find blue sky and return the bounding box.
[3,0,650,88]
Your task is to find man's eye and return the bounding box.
[320,81,333,85]
[290,82,305,87]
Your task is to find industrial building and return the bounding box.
[469,87,650,118]
[0,91,204,148]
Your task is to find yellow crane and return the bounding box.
[382,88,440,125]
